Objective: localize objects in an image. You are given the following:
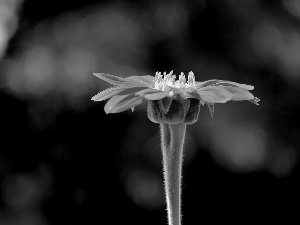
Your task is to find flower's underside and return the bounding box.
[92,71,260,117]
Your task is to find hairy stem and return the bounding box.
[160,123,186,225]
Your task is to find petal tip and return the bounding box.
[104,105,112,114]
[249,97,260,105]
[91,95,98,101]
[207,104,214,118]
[93,73,106,79]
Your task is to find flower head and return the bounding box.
[92,71,259,120]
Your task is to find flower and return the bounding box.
[91,71,259,119]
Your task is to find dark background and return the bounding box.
[0,0,300,224]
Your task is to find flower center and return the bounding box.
[153,71,196,94]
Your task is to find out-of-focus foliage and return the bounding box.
[1,0,300,224]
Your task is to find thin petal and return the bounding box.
[126,75,155,86]
[222,86,254,101]
[92,86,148,102]
[93,73,149,88]
[104,94,144,114]
[91,87,125,101]
[136,88,165,97]
[118,87,149,95]
[198,86,232,103]
[144,92,169,100]
[196,80,254,90]
[223,86,260,105]
[110,96,145,113]
[104,95,127,114]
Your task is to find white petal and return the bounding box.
[91,87,125,101]
[198,86,232,103]
[93,73,149,88]
[110,96,145,113]
[144,92,168,100]
[222,86,254,101]
[126,75,155,86]
[136,88,165,96]
[196,80,254,90]
[104,94,144,113]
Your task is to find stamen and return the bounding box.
[172,75,176,85]
[155,72,159,81]
[179,72,186,86]
[158,73,163,82]
[153,71,197,91]
[188,71,195,86]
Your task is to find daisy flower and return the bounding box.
[92,71,259,122]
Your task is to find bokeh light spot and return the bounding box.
[124,170,164,210]
[23,46,56,94]
[210,122,267,172]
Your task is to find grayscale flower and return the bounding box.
[92,71,259,120]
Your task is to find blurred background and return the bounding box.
[0,0,300,224]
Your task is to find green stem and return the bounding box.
[160,123,186,225]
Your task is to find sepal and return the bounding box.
[147,95,200,124]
